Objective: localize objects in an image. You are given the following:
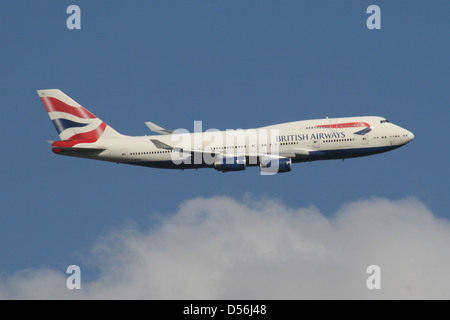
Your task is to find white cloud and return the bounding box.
[2,196,450,299]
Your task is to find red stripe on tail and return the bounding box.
[40,97,96,119]
[66,122,107,141]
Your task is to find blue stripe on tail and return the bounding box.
[52,119,89,134]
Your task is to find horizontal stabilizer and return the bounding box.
[145,121,173,135]
[51,146,106,152]
[50,140,106,154]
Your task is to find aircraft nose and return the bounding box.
[406,130,414,143]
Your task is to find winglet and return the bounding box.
[145,121,173,135]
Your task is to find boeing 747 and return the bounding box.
[38,89,414,174]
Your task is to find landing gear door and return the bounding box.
[362,137,369,145]
[313,139,320,150]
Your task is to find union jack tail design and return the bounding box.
[37,89,123,143]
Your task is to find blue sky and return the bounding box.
[0,1,449,298]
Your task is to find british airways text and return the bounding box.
[276,131,346,142]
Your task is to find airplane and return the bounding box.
[38,89,414,174]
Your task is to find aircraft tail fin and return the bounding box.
[37,89,124,141]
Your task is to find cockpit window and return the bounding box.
[380,119,390,124]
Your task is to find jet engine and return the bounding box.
[259,157,292,174]
[214,156,246,172]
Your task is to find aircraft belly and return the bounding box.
[294,145,401,163]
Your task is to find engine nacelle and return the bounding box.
[259,157,292,174]
[214,156,246,172]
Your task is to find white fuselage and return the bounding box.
[62,116,414,171]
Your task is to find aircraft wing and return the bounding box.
[150,139,177,150]
[145,121,173,135]
[279,148,310,158]
[150,139,310,159]
[150,139,209,158]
